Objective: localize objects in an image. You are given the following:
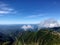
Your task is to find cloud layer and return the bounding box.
[38,19,60,29]
[0,2,16,15]
[21,25,33,31]
[25,14,46,18]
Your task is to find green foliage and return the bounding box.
[0,29,60,45]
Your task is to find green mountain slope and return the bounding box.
[13,30,60,45]
[0,29,60,45]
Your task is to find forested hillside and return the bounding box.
[0,28,60,45]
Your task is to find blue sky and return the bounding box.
[0,0,60,24]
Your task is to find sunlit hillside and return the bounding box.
[0,28,60,45]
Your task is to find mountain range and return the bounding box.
[0,26,60,45]
[0,19,60,45]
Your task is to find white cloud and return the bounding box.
[25,14,48,18]
[21,25,33,31]
[38,18,60,29]
[27,15,41,18]
[25,14,44,18]
[0,2,16,15]
[0,11,10,14]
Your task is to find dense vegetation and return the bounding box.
[0,29,60,45]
